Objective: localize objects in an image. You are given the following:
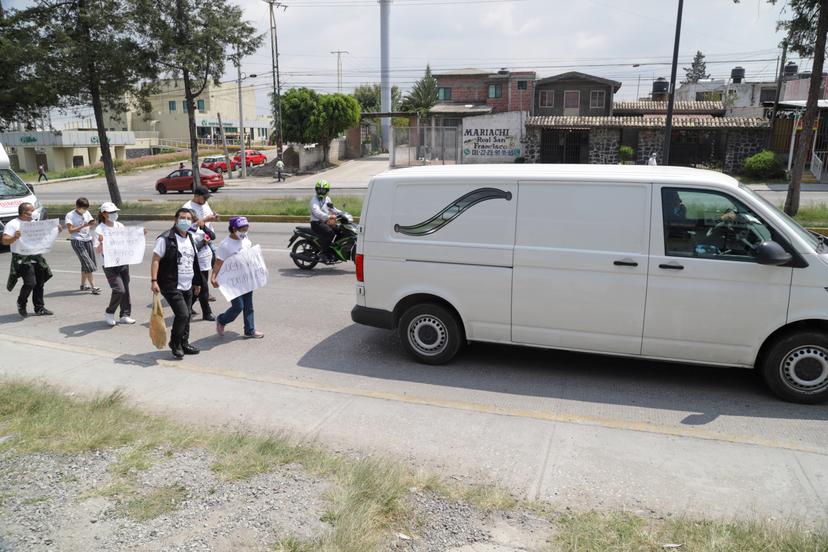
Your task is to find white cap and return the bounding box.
[99,201,120,213]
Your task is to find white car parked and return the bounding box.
[352,164,828,404]
[0,144,46,238]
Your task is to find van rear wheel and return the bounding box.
[398,303,463,365]
[761,331,828,404]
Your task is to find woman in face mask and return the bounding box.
[95,202,136,327]
[211,216,264,339]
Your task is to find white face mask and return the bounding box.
[108,212,119,222]
[238,232,247,239]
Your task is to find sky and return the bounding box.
[9,0,807,127]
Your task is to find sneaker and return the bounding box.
[216,320,225,337]
[119,316,136,325]
[17,304,27,317]
[203,313,216,322]
[105,313,116,326]
[80,285,90,291]
[34,308,53,316]
[181,343,200,355]
[244,331,264,339]
[91,287,102,295]
[170,342,184,359]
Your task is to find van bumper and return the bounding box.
[351,305,395,330]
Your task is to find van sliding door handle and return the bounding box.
[613,259,638,267]
[658,263,684,270]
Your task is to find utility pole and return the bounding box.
[331,50,349,93]
[767,39,788,149]
[217,112,232,180]
[379,0,392,153]
[236,50,247,179]
[662,0,684,166]
[264,0,286,155]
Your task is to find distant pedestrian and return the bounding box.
[95,202,142,327]
[275,157,285,182]
[212,216,264,339]
[150,208,204,358]
[648,152,658,166]
[179,162,185,171]
[3,202,56,317]
[186,209,215,321]
[65,197,101,294]
[37,165,48,182]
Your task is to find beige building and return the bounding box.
[0,130,135,173]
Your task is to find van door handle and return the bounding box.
[658,262,684,270]
[613,259,638,267]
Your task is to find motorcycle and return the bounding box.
[288,211,358,270]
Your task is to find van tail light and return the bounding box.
[355,254,364,282]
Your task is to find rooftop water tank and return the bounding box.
[731,66,745,83]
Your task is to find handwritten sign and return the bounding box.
[216,244,268,301]
[461,112,524,164]
[102,226,146,267]
[18,219,59,255]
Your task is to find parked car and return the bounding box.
[232,149,267,167]
[156,168,224,194]
[200,155,237,173]
[352,164,828,404]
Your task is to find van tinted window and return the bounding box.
[662,188,774,261]
[0,169,31,198]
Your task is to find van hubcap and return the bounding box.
[780,346,828,393]
[408,315,448,356]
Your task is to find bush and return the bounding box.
[618,145,635,163]
[743,150,785,180]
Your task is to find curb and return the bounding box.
[25,174,99,186]
[117,213,361,224]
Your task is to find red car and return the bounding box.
[156,168,224,194]
[200,155,237,173]
[232,149,267,167]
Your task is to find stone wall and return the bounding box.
[724,129,766,174]
[521,127,541,163]
[588,128,620,164]
[125,148,152,159]
[636,130,664,165]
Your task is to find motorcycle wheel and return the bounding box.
[291,238,318,270]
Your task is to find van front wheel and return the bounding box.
[761,331,828,404]
[398,303,463,365]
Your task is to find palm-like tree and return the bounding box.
[402,65,438,119]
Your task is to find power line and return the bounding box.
[330,50,349,92]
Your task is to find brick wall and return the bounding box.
[435,71,535,114]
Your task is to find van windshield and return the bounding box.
[739,184,820,250]
[0,169,32,199]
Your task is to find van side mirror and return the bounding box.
[756,241,793,266]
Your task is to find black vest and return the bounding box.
[156,228,203,292]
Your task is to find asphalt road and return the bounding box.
[0,220,826,524]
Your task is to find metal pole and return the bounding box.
[662,0,684,166]
[268,1,278,149]
[331,50,349,93]
[379,0,392,152]
[237,53,247,179]
[768,39,788,149]
[217,112,232,180]
[263,0,285,155]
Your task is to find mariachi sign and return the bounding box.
[461,112,524,163]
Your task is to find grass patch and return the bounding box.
[274,537,317,552]
[552,511,828,552]
[44,196,364,218]
[792,202,828,228]
[120,483,188,521]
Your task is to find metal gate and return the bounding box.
[391,125,460,167]
[540,129,589,163]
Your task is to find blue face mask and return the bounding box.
[176,219,191,232]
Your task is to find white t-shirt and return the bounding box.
[192,229,213,271]
[94,221,124,265]
[216,235,252,261]
[65,209,94,241]
[153,233,196,291]
[183,200,215,231]
[3,218,25,255]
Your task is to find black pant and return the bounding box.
[193,270,211,316]
[276,169,284,181]
[38,173,48,182]
[311,220,336,253]
[104,265,131,317]
[17,262,46,310]
[161,288,193,347]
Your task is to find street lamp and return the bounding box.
[237,70,258,179]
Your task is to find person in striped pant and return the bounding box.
[65,197,101,295]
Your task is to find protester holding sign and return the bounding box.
[185,209,215,322]
[211,216,264,339]
[2,202,59,317]
[95,202,145,327]
[150,208,204,358]
[65,197,101,295]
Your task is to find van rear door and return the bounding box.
[511,180,651,355]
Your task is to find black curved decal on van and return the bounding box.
[394,188,512,236]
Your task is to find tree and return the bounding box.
[352,83,401,113]
[736,0,827,215]
[683,50,710,84]
[280,89,360,165]
[280,88,320,145]
[401,65,438,118]
[141,0,262,187]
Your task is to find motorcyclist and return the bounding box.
[310,179,342,263]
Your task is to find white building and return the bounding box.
[675,68,778,118]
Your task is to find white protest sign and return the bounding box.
[17,219,59,255]
[102,226,146,267]
[216,244,269,301]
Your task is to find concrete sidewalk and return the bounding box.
[1,332,825,528]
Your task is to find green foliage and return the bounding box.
[281,89,360,164]
[400,65,438,118]
[683,50,710,84]
[313,94,361,161]
[281,88,321,145]
[352,83,401,113]
[743,150,785,180]
[618,145,635,162]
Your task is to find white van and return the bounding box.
[352,164,828,404]
[0,144,45,237]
